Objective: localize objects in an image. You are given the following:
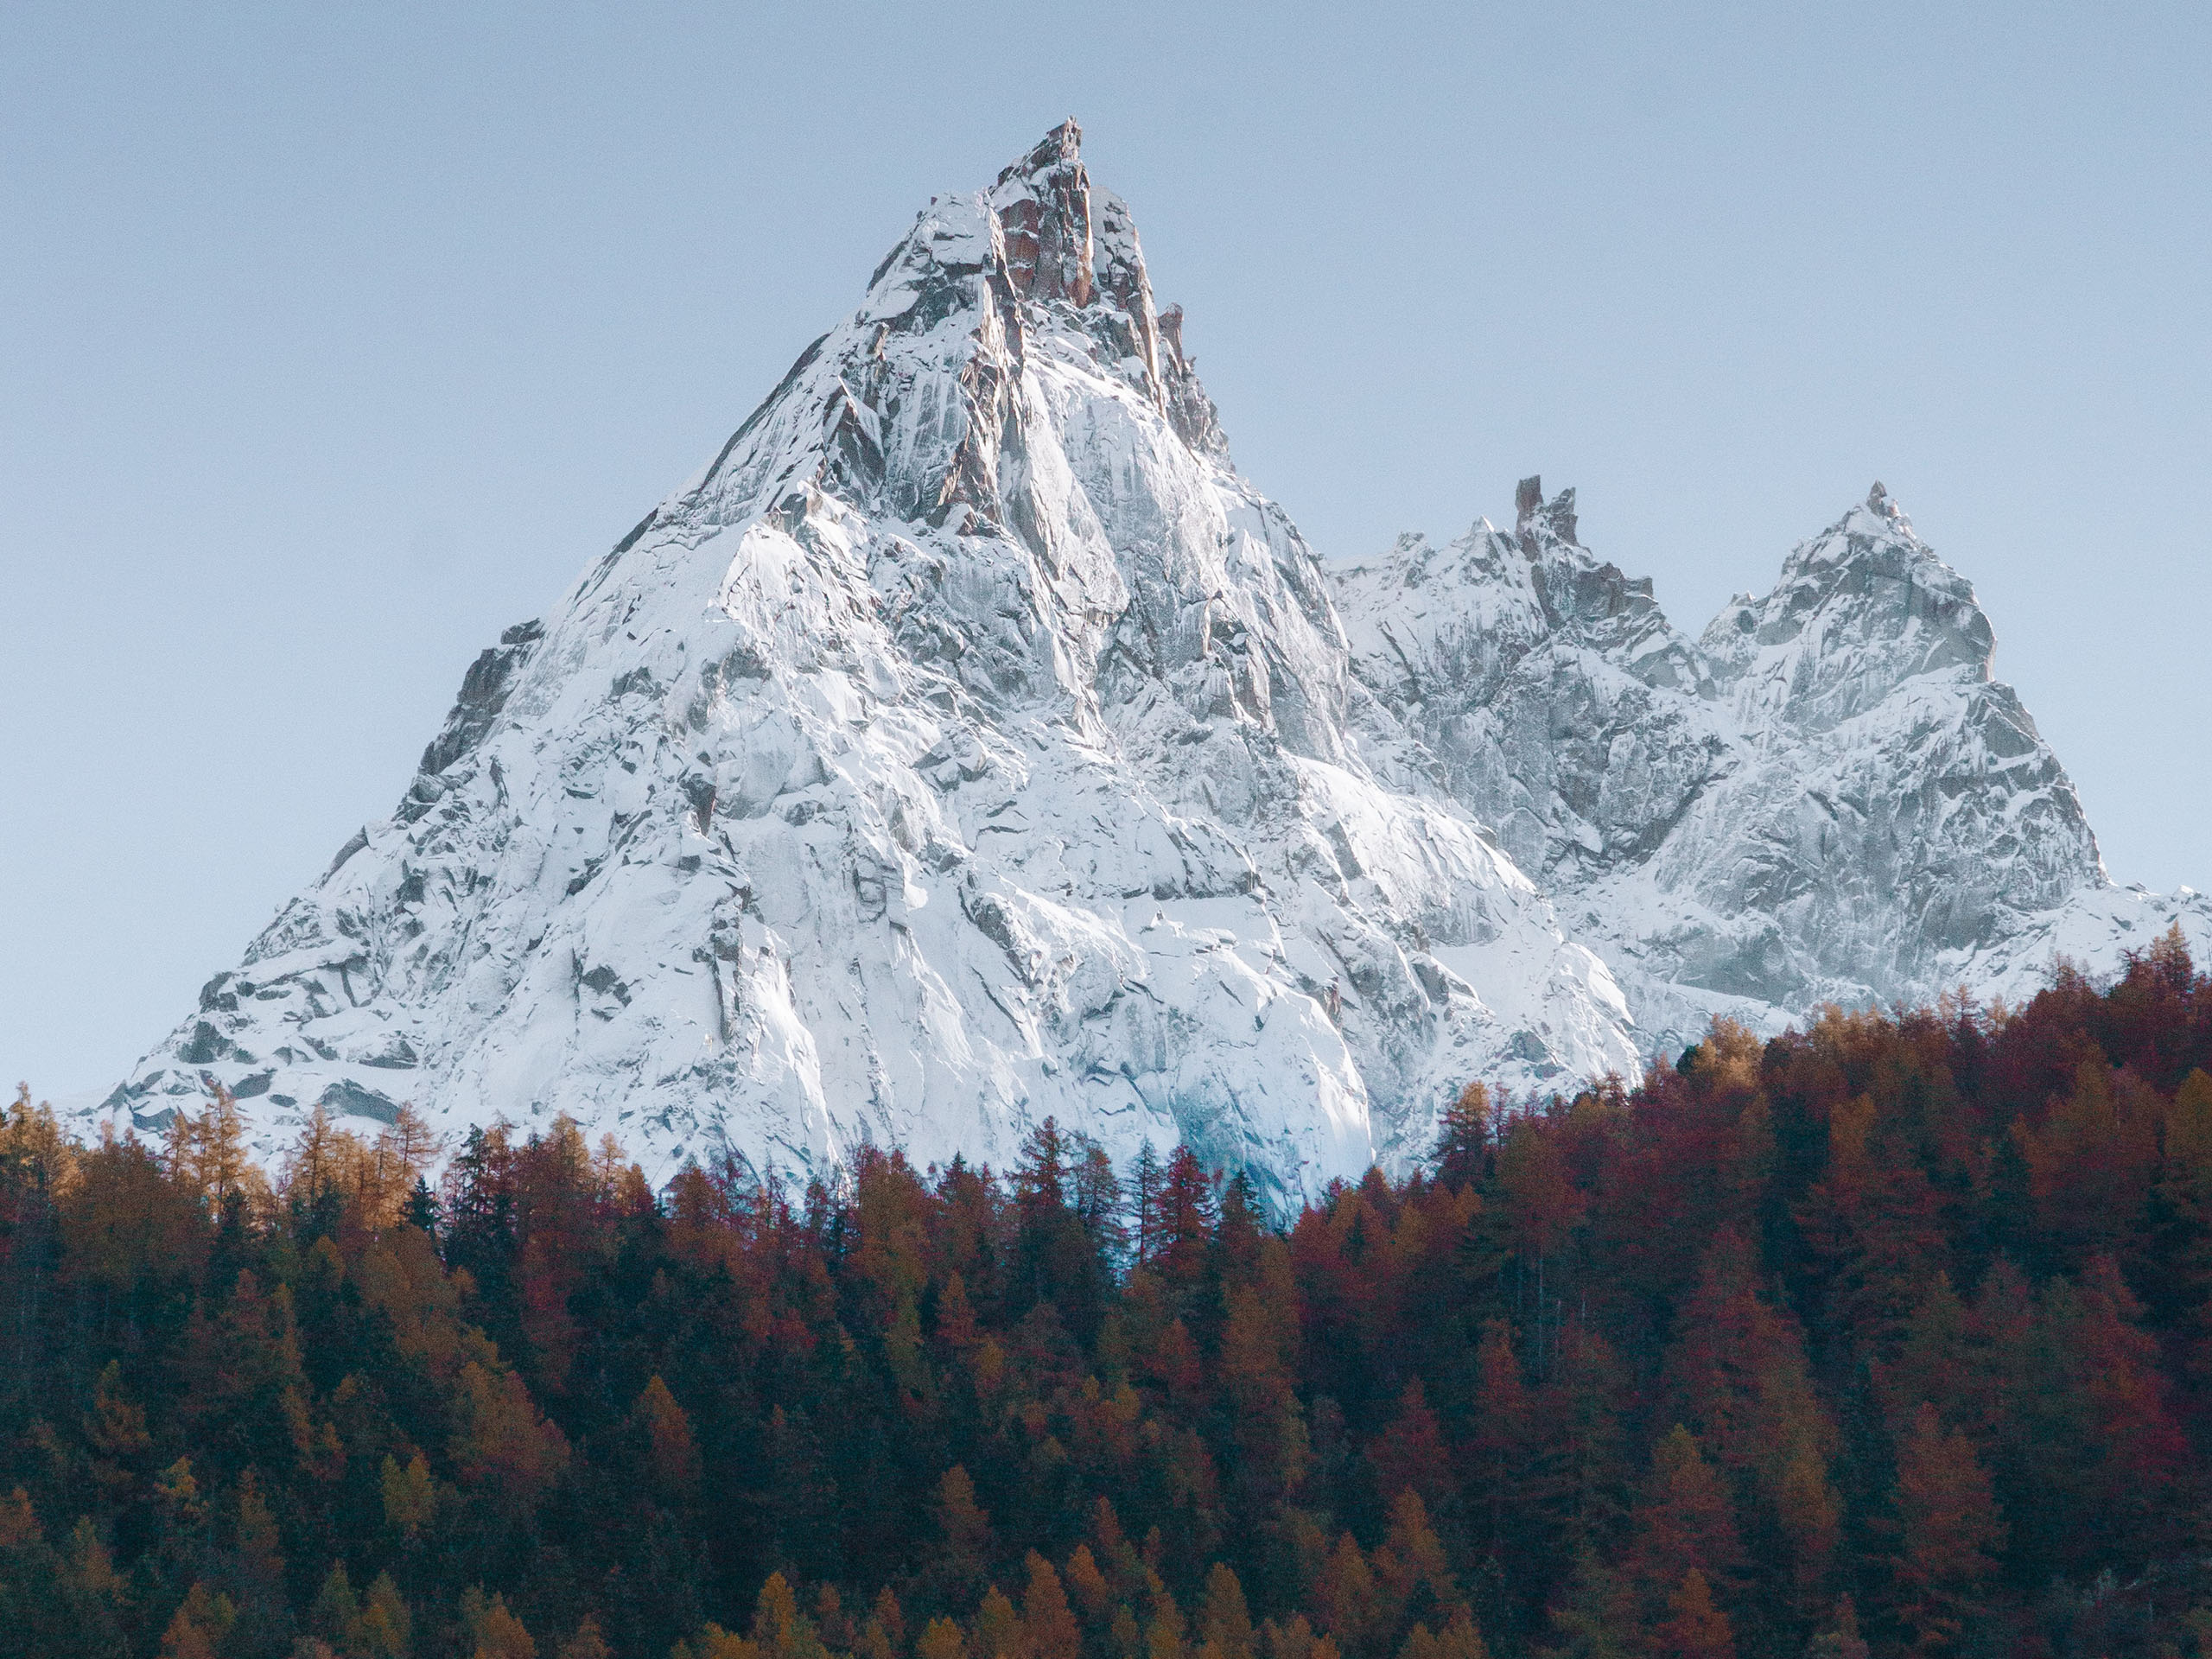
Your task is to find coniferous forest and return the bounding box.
[5,934,2212,1659]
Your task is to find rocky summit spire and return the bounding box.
[991,118,1093,305]
[1865,479,1911,531]
[971,119,1220,461]
[1513,474,1578,548]
[1515,474,1543,531]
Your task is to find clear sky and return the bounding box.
[4,1,2208,1100]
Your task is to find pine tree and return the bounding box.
[1497,1115,1585,1337]
[1314,1535,1381,1656]
[556,1616,613,1659]
[403,1174,441,1235]
[1156,1148,1217,1294]
[1076,1137,1128,1269]
[358,1573,412,1659]
[1627,1427,1743,1616]
[1369,1378,1454,1523]
[1537,1325,1633,1559]
[752,1573,831,1659]
[88,1360,151,1499]
[1469,1322,1533,1554]
[159,1584,238,1659]
[1065,1543,1115,1624]
[1022,1552,1083,1659]
[1399,1611,1488,1659]
[1144,1588,1187,1659]
[975,1586,1023,1659]
[310,1563,359,1644]
[463,1586,539,1659]
[863,1587,907,1659]
[381,1452,435,1542]
[1649,1571,1733,1659]
[1546,1548,1636,1659]
[233,1467,287,1608]
[1193,1564,1252,1659]
[930,1466,995,1608]
[283,1104,346,1210]
[1889,1405,2001,1655]
[1132,1142,1165,1268]
[632,1375,703,1501]
[1433,1083,1491,1190]
[180,1087,262,1212]
[2150,1069,2212,1348]
[1261,1616,1343,1659]
[675,1624,760,1659]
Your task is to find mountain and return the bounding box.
[92,123,2208,1196]
[94,123,1639,1205]
[1332,479,2212,1052]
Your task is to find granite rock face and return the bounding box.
[99,123,1639,1204]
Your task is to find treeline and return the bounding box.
[3,932,2212,1659]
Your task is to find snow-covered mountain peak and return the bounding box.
[98,125,1641,1207]
[1325,471,2202,1055]
[1698,486,1998,734]
[1332,481,1726,894]
[88,125,2208,1198]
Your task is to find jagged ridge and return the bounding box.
[1333,479,2212,1052]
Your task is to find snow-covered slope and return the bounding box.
[1334,479,2212,1052]
[98,124,1637,1202]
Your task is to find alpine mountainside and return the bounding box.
[95,123,2208,1194]
[97,123,1638,1202]
[1332,480,2212,1056]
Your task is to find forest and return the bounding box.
[3,930,2210,1659]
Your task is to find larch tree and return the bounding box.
[1889,1405,2001,1655]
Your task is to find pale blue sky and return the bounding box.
[4,1,2208,1097]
